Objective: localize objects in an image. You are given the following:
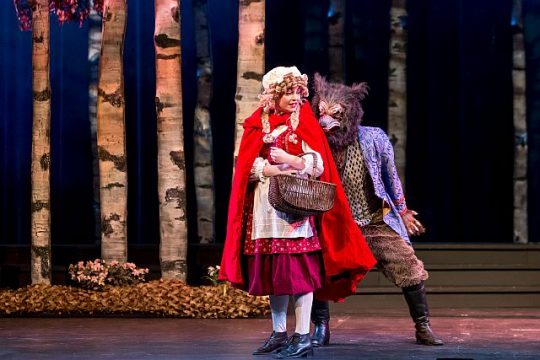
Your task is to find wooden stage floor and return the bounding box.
[1,309,539,359]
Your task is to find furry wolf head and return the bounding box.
[311,73,368,150]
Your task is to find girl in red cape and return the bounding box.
[219,66,375,358]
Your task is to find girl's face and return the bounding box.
[275,86,302,113]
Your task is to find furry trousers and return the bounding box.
[361,223,428,288]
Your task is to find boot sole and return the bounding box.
[276,348,314,358]
[311,340,330,348]
[416,338,444,346]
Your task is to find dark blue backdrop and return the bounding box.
[1,0,538,249]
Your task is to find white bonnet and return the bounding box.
[262,66,307,91]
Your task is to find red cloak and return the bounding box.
[219,102,376,301]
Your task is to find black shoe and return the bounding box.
[311,300,330,347]
[276,333,313,358]
[253,331,288,355]
[402,282,444,346]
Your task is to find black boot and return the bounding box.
[310,300,330,347]
[253,331,288,355]
[402,282,444,346]
[276,333,313,358]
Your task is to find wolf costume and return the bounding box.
[310,74,443,346]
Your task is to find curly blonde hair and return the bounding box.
[258,72,309,112]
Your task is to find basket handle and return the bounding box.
[297,152,318,179]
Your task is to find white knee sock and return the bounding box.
[270,295,289,333]
[293,292,313,335]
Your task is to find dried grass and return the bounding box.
[0,280,270,318]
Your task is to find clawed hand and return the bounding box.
[401,209,426,236]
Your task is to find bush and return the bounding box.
[68,259,149,290]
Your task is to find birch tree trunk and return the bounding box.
[193,0,215,244]
[97,0,128,262]
[155,0,188,280]
[89,2,102,244]
[328,0,345,83]
[233,0,265,162]
[30,0,52,284]
[387,0,407,183]
[512,0,528,243]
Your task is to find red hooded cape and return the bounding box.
[219,102,376,301]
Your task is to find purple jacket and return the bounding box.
[358,126,410,243]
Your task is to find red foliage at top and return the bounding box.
[14,0,104,31]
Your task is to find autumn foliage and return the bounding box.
[14,0,104,31]
[0,280,270,318]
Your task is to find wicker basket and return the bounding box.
[268,152,336,217]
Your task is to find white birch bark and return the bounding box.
[30,0,52,284]
[155,0,188,280]
[233,0,265,163]
[97,0,128,262]
[387,0,408,184]
[193,0,215,244]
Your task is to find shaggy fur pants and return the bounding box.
[361,222,428,288]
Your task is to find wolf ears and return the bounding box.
[313,73,328,95]
[313,72,369,100]
[351,82,369,100]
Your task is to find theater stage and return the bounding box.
[1,308,539,359]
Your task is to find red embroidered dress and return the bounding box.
[243,117,322,256]
[241,112,324,296]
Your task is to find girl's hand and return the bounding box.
[262,164,297,177]
[270,147,305,169]
[269,147,293,164]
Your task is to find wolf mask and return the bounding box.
[311,73,369,151]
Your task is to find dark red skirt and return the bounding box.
[246,251,323,296]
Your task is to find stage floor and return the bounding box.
[1,309,539,359]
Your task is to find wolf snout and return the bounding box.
[319,114,340,132]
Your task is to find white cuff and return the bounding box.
[298,152,323,177]
[249,157,269,182]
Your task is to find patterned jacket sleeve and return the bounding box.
[378,129,408,214]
